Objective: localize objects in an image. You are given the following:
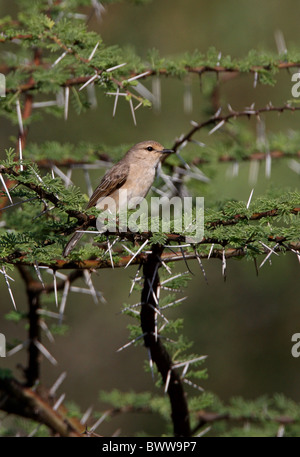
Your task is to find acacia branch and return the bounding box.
[172,104,300,151]
[0,377,84,436]
[141,244,191,437]
[16,266,84,386]
[2,35,300,95]
[17,266,41,387]
[1,238,299,271]
[0,164,91,224]
[0,48,41,211]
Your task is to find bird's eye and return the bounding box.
[146,146,154,151]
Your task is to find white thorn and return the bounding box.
[52,270,58,307]
[125,239,148,268]
[173,355,207,369]
[259,241,279,256]
[90,411,109,433]
[34,340,57,365]
[194,247,208,283]
[79,74,99,92]
[1,266,16,309]
[127,71,151,82]
[52,50,68,67]
[59,280,70,321]
[88,41,100,61]
[129,98,137,126]
[116,333,146,352]
[16,99,24,134]
[112,87,120,118]
[6,340,29,357]
[80,406,93,425]
[197,426,212,437]
[164,369,171,393]
[39,320,55,343]
[208,243,214,260]
[106,238,114,269]
[259,243,279,269]
[18,137,23,172]
[83,270,99,304]
[134,101,143,111]
[106,62,127,73]
[246,188,254,209]
[209,120,225,135]
[52,164,73,187]
[64,86,69,120]
[50,371,67,395]
[53,393,66,411]
[149,303,169,323]
[160,271,189,285]
[253,71,258,88]
[129,264,142,296]
[160,296,187,310]
[0,174,13,204]
[222,249,226,278]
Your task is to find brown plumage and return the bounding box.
[86,163,129,209]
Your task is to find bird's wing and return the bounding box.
[87,162,129,208]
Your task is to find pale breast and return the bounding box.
[95,162,157,211]
[124,163,156,200]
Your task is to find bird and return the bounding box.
[63,140,174,256]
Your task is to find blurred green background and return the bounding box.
[0,0,300,436]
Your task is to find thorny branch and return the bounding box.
[16,266,83,386]
[1,41,300,94]
[172,104,300,151]
[11,241,300,270]
[0,377,84,436]
[0,267,87,435]
[0,164,92,225]
[0,49,41,211]
[141,244,191,437]
[17,266,41,387]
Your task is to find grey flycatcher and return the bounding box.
[63,140,174,256]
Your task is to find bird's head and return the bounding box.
[127,140,174,163]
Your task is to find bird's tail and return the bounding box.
[63,231,84,257]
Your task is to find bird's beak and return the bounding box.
[161,148,174,154]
